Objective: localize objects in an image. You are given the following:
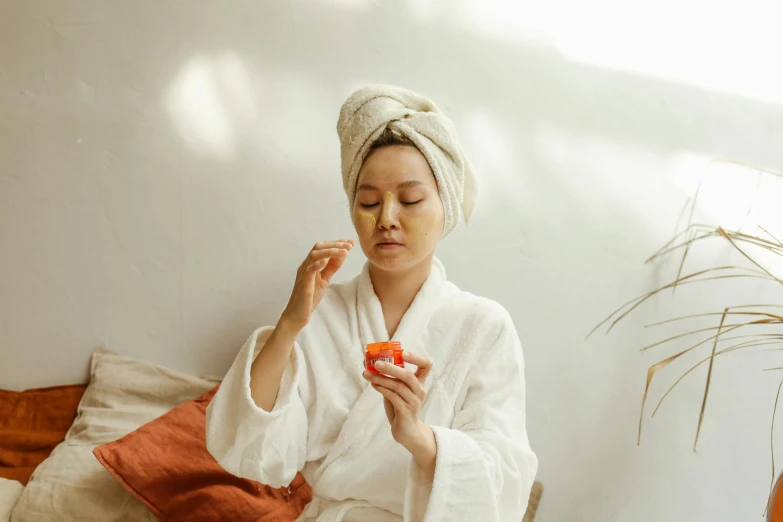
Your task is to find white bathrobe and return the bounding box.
[206,258,538,522]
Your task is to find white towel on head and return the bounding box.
[336,84,478,237]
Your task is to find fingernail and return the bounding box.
[375,361,386,369]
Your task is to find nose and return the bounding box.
[377,192,399,230]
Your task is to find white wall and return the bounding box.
[2,1,783,520]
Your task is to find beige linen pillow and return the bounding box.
[10,348,217,522]
[0,478,24,522]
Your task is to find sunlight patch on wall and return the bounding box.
[323,0,371,9]
[455,0,783,105]
[460,109,532,213]
[165,52,257,161]
[165,52,337,171]
[669,156,783,231]
[668,155,783,273]
[216,53,260,129]
[406,0,437,20]
[533,122,680,238]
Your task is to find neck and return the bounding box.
[369,256,434,334]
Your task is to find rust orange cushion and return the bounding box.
[93,386,312,521]
[0,384,87,485]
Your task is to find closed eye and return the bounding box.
[360,203,379,208]
[401,200,423,206]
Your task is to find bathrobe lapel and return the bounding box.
[313,258,446,491]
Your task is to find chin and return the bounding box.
[366,249,430,273]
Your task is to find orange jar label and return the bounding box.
[365,342,404,373]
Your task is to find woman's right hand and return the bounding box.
[278,239,355,333]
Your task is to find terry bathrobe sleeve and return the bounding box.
[404,310,539,522]
[205,326,311,488]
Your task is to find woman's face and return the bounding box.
[352,145,444,273]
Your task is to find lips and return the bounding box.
[376,239,403,249]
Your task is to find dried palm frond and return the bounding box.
[590,161,782,457]
[586,266,777,340]
[768,378,783,515]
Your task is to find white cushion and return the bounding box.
[10,348,217,522]
[0,479,23,522]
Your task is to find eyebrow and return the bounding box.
[356,180,424,191]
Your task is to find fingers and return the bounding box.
[372,383,408,412]
[364,368,421,404]
[372,362,424,397]
[402,351,434,382]
[312,240,355,252]
[320,250,350,284]
[285,240,356,329]
[306,258,330,272]
[307,247,349,263]
[298,258,326,299]
[302,240,355,279]
[302,247,347,276]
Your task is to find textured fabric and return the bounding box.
[206,258,538,522]
[0,384,86,484]
[337,85,478,238]
[0,479,23,522]
[94,385,311,522]
[10,348,217,522]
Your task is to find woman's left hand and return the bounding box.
[362,351,433,448]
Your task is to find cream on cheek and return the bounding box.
[400,210,438,251]
[353,208,376,239]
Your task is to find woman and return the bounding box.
[206,85,538,522]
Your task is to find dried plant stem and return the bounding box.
[694,308,728,451]
[672,196,692,247]
[760,226,783,247]
[672,190,700,294]
[731,230,783,253]
[652,339,783,418]
[710,157,783,178]
[587,267,773,339]
[590,159,783,465]
[672,229,696,295]
[639,322,770,354]
[725,304,783,310]
[725,333,783,344]
[647,229,716,263]
[768,378,783,516]
[647,227,783,264]
[637,325,780,443]
[649,223,708,260]
[718,227,783,286]
[647,310,783,328]
[640,322,754,354]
